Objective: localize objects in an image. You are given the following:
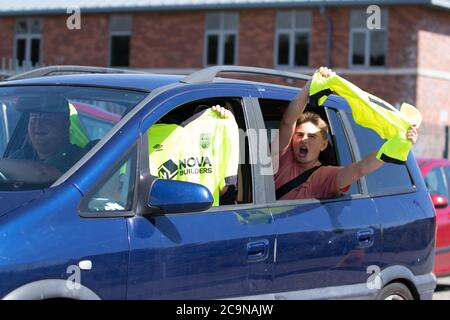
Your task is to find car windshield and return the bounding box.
[0,85,147,191]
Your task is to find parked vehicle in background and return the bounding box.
[418,158,450,276]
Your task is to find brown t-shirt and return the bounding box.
[274,144,350,200]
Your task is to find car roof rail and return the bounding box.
[181,65,312,84]
[6,65,143,81]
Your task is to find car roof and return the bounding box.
[0,72,300,94]
[0,69,358,118]
[0,73,354,115]
[0,73,185,92]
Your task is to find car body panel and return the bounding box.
[0,182,129,299]
[126,207,274,299]
[268,198,381,293]
[126,85,276,299]
[374,153,436,277]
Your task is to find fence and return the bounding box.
[0,57,45,80]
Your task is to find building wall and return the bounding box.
[0,17,14,64]
[239,9,275,67]
[1,5,449,157]
[310,8,329,67]
[417,7,450,73]
[414,7,450,157]
[331,5,449,158]
[131,11,205,68]
[2,6,447,71]
[311,5,422,69]
[42,14,109,66]
[328,7,349,68]
[387,6,421,68]
[415,75,450,158]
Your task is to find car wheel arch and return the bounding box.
[2,279,101,300]
[377,265,423,299]
[383,279,419,300]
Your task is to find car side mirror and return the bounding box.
[431,194,449,209]
[148,179,213,214]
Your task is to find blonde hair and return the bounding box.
[296,112,329,140]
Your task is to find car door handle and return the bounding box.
[247,239,269,262]
[357,229,374,248]
[78,260,92,271]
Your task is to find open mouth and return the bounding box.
[299,146,308,157]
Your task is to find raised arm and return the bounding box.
[336,126,418,190]
[274,80,311,156]
[274,67,335,156]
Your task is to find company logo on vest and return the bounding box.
[158,159,178,180]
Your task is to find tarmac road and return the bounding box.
[433,276,450,300]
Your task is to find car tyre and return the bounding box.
[377,283,414,300]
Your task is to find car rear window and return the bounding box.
[347,112,415,195]
[0,85,147,190]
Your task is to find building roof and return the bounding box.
[0,0,448,16]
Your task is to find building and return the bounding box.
[0,0,449,157]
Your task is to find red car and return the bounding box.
[418,158,450,276]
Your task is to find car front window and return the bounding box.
[0,85,147,191]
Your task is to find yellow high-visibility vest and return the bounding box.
[68,103,90,148]
[309,71,421,164]
[148,109,240,206]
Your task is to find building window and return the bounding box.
[349,9,387,68]
[109,15,132,67]
[14,19,42,67]
[275,11,311,67]
[204,13,239,66]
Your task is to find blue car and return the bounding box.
[0,66,436,300]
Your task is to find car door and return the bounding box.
[255,89,381,299]
[346,104,434,283]
[125,85,276,299]
[425,165,450,274]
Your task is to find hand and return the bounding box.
[407,125,418,144]
[211,105,231,119]
[318,66,335,78]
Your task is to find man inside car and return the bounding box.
[0,95,86,184]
